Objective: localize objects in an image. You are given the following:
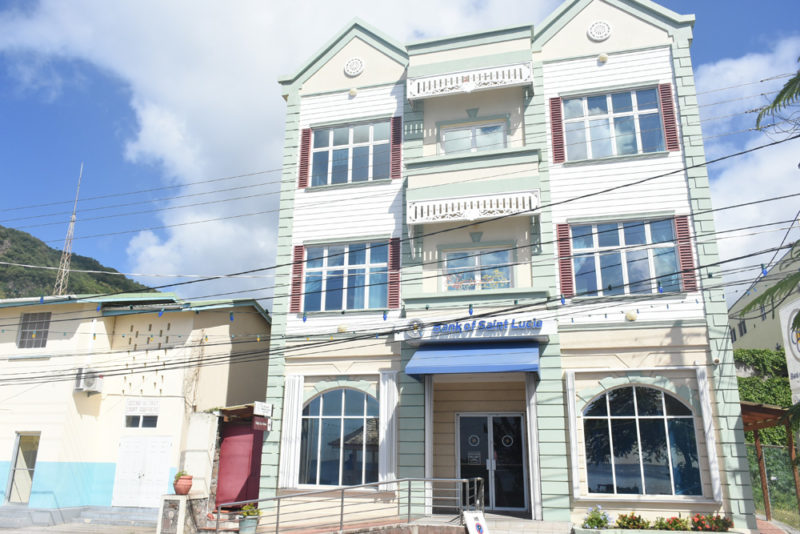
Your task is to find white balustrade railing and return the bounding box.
[407,62,533,99]
[407,191,540,225]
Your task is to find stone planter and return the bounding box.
[173,475,193,495]
[239,516,259,534]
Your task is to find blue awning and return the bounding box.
[405,342,539,375]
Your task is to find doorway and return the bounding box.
[6,433,40,504]
[456,414,528,511]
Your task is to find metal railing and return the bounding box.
[216,477,484,533]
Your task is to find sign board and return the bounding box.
[125,397,160,415]
[780,296,800,404]
[253,401,273,417]
[252,415,271,432]
[402,314,555,344]
[463,511,490,534]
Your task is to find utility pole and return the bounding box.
[53,163,83,296]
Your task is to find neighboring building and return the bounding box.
[264,0,756,531]
[0,293,270,526]
[728,245,800,350]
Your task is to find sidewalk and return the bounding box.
[0,523,154,533]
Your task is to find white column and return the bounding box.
[525,372,543,520]
[379,371,398,485]
[278,374,303,489]
[696,367,723,502]
[424,375,434,515]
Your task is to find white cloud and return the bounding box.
[697,36,800,306]
[0,0,560,305]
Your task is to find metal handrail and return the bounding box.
[215,477,484,533]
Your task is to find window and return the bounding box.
[304,242,389,312]
[760,304,767,321]
[571,220,679,297]
[730,327,737,343]
[563,88,665,161]
[17,312,52,349]
[444,248,513,291]
[440,122,506,155]
[299,389,379,486]
[738,320,747,337]
[583,386,701,496]
[311,121,390,186]
[125,415,158,428]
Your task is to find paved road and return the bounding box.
[0,523,155,533]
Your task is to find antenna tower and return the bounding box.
[53,163,83,296]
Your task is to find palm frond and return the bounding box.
[756,59,800,129]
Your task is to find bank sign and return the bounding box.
[404,314,555,343]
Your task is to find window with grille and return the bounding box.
[17,312,52,349]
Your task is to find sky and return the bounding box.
[0,0,798,311]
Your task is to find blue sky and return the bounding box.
[0,0,798,308]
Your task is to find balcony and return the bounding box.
[407,62,533,100]
[407,190,539,226]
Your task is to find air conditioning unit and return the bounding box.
[74,367,104,395]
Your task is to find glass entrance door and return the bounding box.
[458,414,527,511]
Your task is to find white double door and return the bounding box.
[112,436,172,508]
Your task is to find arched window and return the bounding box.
[299,388,379,486]
[582,385,701,496]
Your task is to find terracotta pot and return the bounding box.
[173,475,193,495]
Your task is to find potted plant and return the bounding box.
[239,503,260,534]
[173,470,193,495]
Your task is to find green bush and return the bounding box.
[653,516,690,531]
[691,513,733,532]
[615,512,649,529]
[582,505,611,529]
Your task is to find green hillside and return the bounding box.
[0,225,151,298]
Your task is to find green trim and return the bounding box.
[567,209,675,224]
[436,240,516,257]
[407,173,536,204]
[406,146,540,176]
[571,290,689,303]
[403,288,550,307]
[575,374,701,415]
[562,150,669,167]
[304,178,393,193]
[279,21,407,94]
[299,81,403,99]
[540,44,671,66]
[407,50,531,78]
[557,78,662,98]
[558,318,707,331]
[407,25,532,55]
[303,379,378,402]
[303,234,391,246]
[309,113,394,129]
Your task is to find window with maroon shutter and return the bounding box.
[298,129,311,189]
[658,83,680,151]
[308,120,392,186]
[550,97,566,164]
[388,238,400,309]
[390,116,402,179]
[674,216,697,292]
[556,224,574,298]
[289,245,304,313]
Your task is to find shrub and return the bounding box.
[582,505,612,529]
[615,512,650,530]
[240,503,261,517]
[653,516,691,531]
[691,513,733,532]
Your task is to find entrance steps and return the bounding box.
[198,510,241,532]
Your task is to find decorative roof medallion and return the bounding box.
[587,20,612,42]
[343,57,364,77]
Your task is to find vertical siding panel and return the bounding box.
[298,129,311,188]
[659,84,680,152]
[556,224,574,298]
[675,216,698,292]
[549,97,565,163]
[388,237,400,308]
[390,116,402,179]
[289,245,304,313]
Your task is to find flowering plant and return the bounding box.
[582,505,611,529]
[653,516,690,531]
[615,512,650,530]
[691,513,733,532]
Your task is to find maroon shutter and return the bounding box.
[674,216,697,292]
[289,245,304,313]
[298,128,311,188]
[388,238,400,308]
[549,97,566,164]
[658,84,680,152]
[390,116,402,179]
[556,224,574,298]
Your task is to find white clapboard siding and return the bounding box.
[285,310,403,337]
[543,46,691,223]
[300,84,404,128]
[292,181,403,244]
[558,295,705,325]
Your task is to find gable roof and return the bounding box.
[533,0,694,49]
[278,18,407,94]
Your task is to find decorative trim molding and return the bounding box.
[407,190,540,225]
[407,62,533,100]
[379,371,398,489]
[278,374,304,488]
